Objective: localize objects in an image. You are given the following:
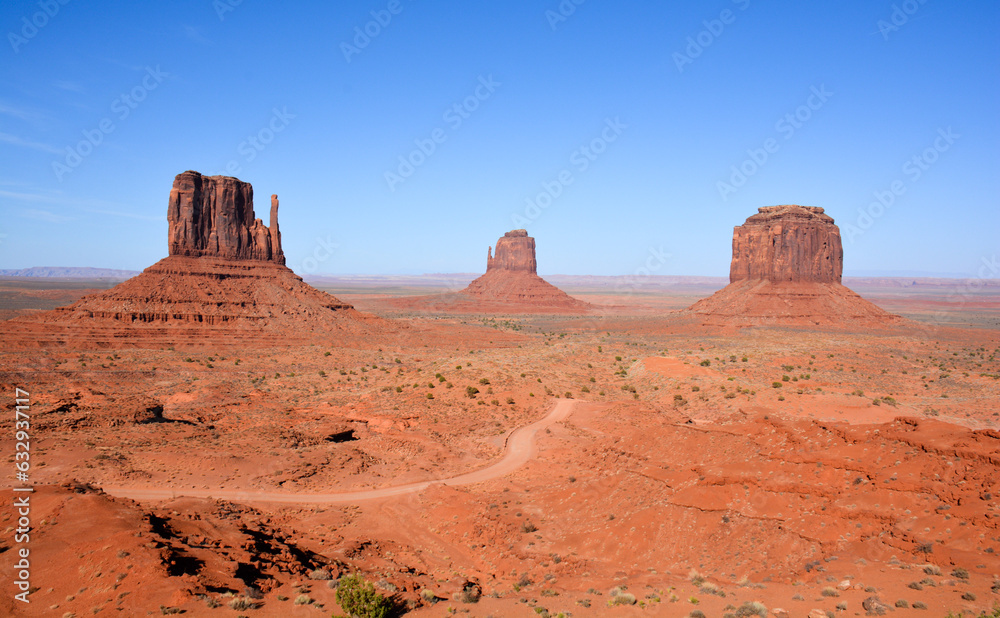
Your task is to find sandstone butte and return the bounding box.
[460,229,591,312]
[168,170,285,263]
[686,205,902,326]
[2,171,385,348]
[381,229,591,314]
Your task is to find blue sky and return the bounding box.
[1,0,997,277]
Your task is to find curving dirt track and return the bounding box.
[102,398,576,505]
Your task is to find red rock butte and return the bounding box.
[686,205,901,327]
[461,230,590,312]
[485,229,537,274]
[2,171,386,348]
[730,205,842,284]
[381,229,590,314]
[168,170,285,263]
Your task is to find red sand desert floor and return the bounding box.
[1,281,999,617]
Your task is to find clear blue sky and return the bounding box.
[1,1,997,277]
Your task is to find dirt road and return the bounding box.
[102,398,575,505]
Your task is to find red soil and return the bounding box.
[684,280,905,328]
[1,283,998,616]
[2,256,389,349]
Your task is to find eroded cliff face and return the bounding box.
[167,171,284,264]
[729,205,842,284]
[458,229,588,311]
[1,171,392,348]
[486,229,537,274]
[685,205,900,327]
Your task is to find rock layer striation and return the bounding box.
[4,171,388,348]
[486,229,537,274]
[730,205,842,284]
[167,171,284,263]
[686,205,899,327]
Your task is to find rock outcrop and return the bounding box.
[730,205,842,284]
[384,230,590,314]
[167,171,284,263]
[3,171,389,348]
[486,229,537,274]
[460,230,589,312]
[685,205,900,327]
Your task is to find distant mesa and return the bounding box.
[3,171,386,348]
[686,205,901,326]
[0,267,140,279]
[460,229,590,311]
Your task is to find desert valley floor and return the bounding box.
[2,276,1000,617]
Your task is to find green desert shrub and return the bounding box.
[336,574,392,618]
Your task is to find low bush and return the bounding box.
[336,574,392,618]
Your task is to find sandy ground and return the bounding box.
[1,279,999,617]
[101,399,576,504]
